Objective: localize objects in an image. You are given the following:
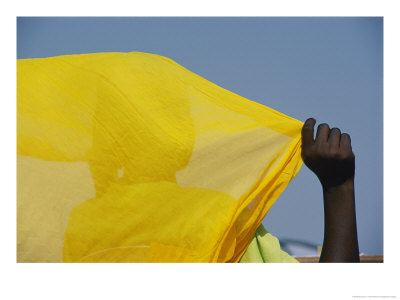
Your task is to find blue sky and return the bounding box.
[17,17,383,255]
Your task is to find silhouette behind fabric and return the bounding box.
[17,52,303,262]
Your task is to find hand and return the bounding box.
[301,118,355,191]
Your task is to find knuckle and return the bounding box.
[342,150,354,159]
[301,145,309,153]
[318,147,329,157]
[314,143,323,152]
[329,148,340,158]
[303,147,315,157]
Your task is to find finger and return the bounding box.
[340,133,352,153]
[302,118,316,148]
[328,127,341,149]
[315,123,330,144]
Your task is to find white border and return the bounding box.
[2,1,399,299]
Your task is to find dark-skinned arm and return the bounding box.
[301,118,360,262]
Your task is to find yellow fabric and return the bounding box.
[239,224,298,263]
[17,52,303,263]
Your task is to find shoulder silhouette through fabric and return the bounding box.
[17,52,303,262]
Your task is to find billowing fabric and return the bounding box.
[239,224,298,263]
[17,52,303,263]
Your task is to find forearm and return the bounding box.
[319,179,360,262]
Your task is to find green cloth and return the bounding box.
[239,224,299,263]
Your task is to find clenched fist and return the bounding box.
[301,118,355,191]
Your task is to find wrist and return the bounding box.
[322,177,354,194]
[323,178,355,211]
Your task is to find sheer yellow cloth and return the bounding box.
[17,52,303,262]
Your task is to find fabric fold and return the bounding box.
[17,52,303,262]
